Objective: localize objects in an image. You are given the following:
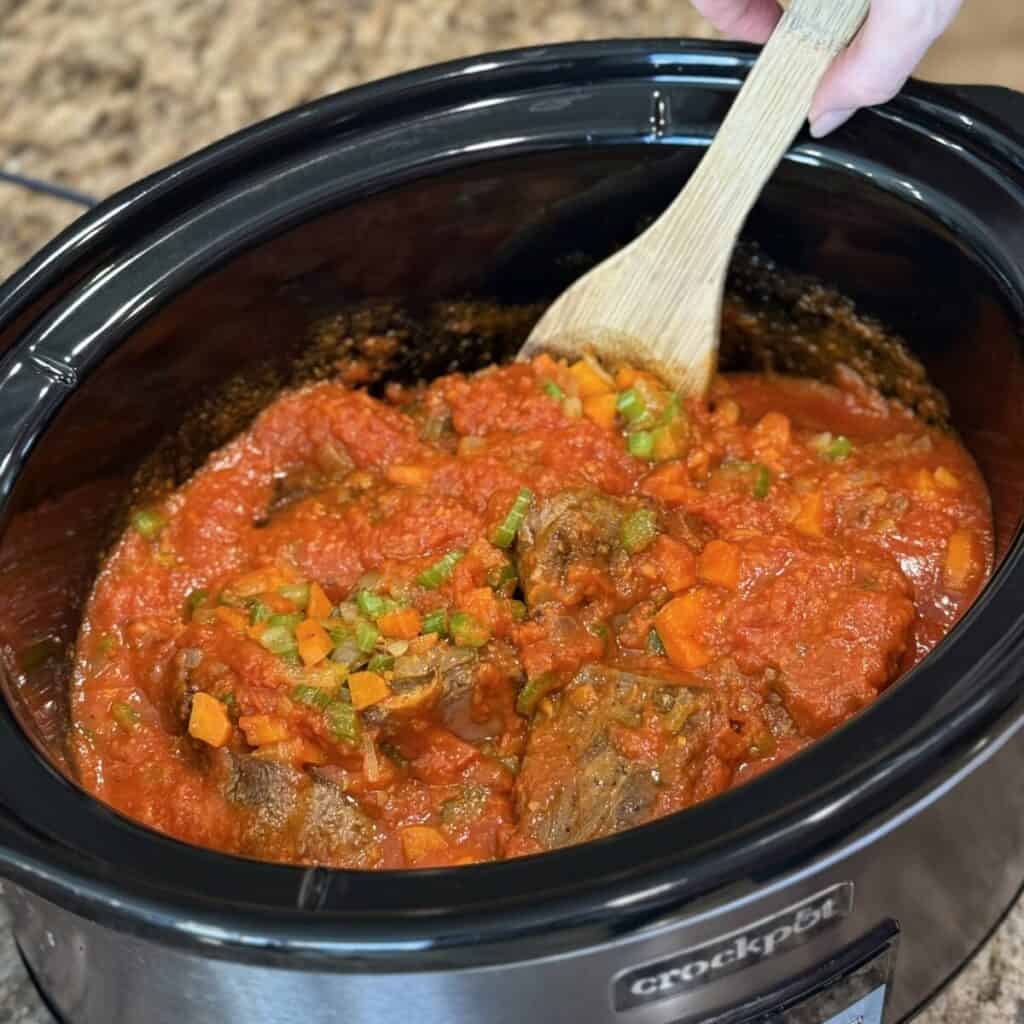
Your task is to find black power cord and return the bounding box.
[1,169,97,209]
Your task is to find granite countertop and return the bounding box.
[2,1,1024,1020]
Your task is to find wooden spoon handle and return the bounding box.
[647,0,869,254]
[519,0,869,397]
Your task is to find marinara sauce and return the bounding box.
[70,354,992,867]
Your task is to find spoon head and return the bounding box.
[516,230,724,396]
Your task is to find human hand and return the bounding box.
[690,0,963,137]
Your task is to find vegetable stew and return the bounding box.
[70,352,992,867]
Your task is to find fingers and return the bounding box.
[809,0,963,137]
[693,0,963,139]
[690,0,783,44]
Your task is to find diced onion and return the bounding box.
[363,734,381,782]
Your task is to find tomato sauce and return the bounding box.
[70,354,992,867]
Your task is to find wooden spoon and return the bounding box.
[519,0,870,395]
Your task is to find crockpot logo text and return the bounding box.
[613,884,854,1011]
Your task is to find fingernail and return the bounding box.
[809,107,855,139]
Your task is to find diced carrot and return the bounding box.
[753,411,791,450]
[944,530,979,591]
[400,825,450,866]
[697,539,741,590]
[653,535,697,592]
[712,399,740,427]
[306,581,333,620]
[238,714,291,746]
[569,358,614,397]
[348,671,392,710]
[532,353,559,374]
[794,491,826,537]
[934,466,960,490]
[386,464,434,487]
[188,693,232,748]
[376,606,423,640]
[532,353,565,383]
[460,587,499,630]
[252,737,328,765]
[583,392,619,430]
[672,638,711,674]
[615,366,639,390]
[295,618,333,667]
[214,606,249,633]
[655,589,714,670]
[640,462,690,505]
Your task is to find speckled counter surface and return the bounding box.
[2,1,1024,1021]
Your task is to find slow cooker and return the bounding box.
[0,40,1023,1024]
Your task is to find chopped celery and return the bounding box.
[416,550,465,589]
[325,700,360,743]
[259,625,298,656]
[450,612,490,648]
[752,464,772,499]
[627,431,654,458]
[183,589,209,620]
[616,389,646,424]
[355,620,380,653]
[131,508,165,539]
[267,613,304,630]
[356,589,393,618]
[278,583,310,609]
[516,672,560,716]
[248,600,272,625]
[111,702,140,729]
[422,609,448,635]
[620,508,658,553]
[291,684,332,710]
[824,435,853,461]
[492,487,533,549]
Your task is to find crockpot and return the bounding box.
[0,39,1023,1024]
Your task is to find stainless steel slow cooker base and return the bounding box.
[9,708,1024,1024]
[1,41,1023,1024]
